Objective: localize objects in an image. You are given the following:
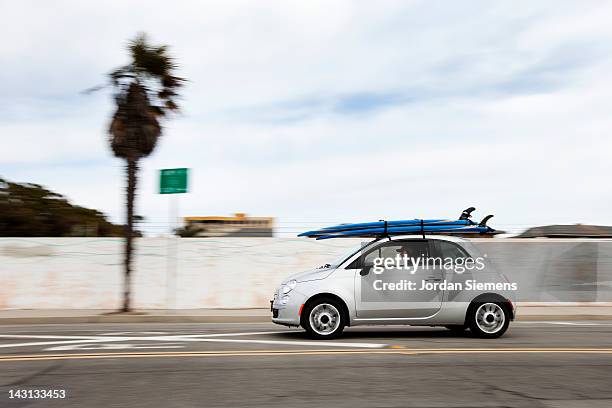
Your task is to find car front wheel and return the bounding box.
[468,302,510,338]
[302,298,346,340]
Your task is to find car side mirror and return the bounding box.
[360,262,373,276]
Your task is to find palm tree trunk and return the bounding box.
[122,158,138,312]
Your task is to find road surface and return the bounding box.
[1,321,611,407]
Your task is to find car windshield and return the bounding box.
[319,241,372,269]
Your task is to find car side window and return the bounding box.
[436,241,469,260]
[347,240,430,269]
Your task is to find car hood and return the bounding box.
[284,266,336,284]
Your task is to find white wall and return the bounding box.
[0,237,362,309]
[2,237,612,309]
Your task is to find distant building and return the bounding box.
[517,224,612,238]
[180,213,274,237]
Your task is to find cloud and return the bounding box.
[2,0,612,235]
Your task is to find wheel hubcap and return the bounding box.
[309,303,341,336]
[475,303,505,334]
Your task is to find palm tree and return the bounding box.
[109,33,184,312]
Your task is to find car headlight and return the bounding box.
[281,279,297,294]
[281,295,290,305]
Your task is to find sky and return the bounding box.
[2,0,612,236]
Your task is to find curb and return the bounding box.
[0,315,272,325]
[1,314,612,325]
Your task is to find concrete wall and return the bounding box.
[476,239,612,303]
[2,237,612,309]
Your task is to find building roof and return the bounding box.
[517,224,612,238]
[184,213,273,222]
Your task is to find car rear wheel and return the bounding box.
[468,302,510,338]
[302,298,345,340]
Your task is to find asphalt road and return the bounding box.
[1,321,612,408]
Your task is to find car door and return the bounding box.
[432,239,473,302]
[352,239,443,319]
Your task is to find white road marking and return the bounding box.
[517,321,612,326]
[170,331,289,338]
[193,338,386,349]
[119,336,387,348]
[0,339,125,348]
[47,342,184,351]
[0,334,113,340]
[0,331,387,351]
[0,331,285,340]
[100,331,168,336]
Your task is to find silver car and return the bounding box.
[271,235,516,339]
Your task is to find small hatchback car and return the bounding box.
[271,235,515,339]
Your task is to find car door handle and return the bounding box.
[425,277,442,282]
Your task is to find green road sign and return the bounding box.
[159,168,188,194]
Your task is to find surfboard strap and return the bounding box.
[379,219,389,237]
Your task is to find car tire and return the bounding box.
[302,297,346,340]
[467,301,510,339]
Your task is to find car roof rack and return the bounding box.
[298,207,495,240]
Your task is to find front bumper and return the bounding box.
[270,292,304,327]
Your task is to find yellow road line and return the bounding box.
[0,349,393,362]
[2,347,612,362]
[403,348,612,354]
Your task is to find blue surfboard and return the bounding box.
[313,218,474,233]
[298,208,494,239]
[299,219,475,237]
